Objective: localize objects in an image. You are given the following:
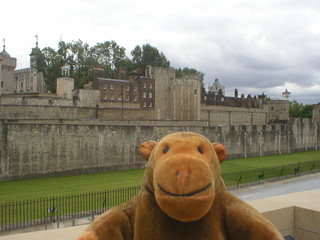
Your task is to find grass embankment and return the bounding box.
[221,150,320,172]
[0,150,319,204]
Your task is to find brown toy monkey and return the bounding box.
[78,132,283,240]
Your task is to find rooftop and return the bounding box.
[97,78,130,83]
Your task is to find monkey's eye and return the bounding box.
[163,146,169,153]
[198,147,204,154]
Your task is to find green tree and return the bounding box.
[289,100,302,117]
[300,104,313,118]
[35,47,63,93]
[176,67,205,87]
[131,45,142,68]
[35,40,207,91]
[65,40,93,88]
[131,44,170,72]
[92,40,127,79]
[289,100,313,118]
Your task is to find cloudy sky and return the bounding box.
[1,0,320,104]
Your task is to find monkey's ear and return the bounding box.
[212,142,227,164]
[139,140,158,161]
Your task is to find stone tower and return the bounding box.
[29,35,44,93]
[145,66,202,120]
[208,78,225,96]
[57,65,74,99]
[0,39,17,95]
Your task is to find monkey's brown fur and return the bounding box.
[78,132,283,240]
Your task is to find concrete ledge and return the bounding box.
[249,189,320,240]
[0,225,87,240]
[0,189,319,240]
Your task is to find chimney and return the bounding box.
[234,89,238,98]
[93,67,105,79]
[119,68,126,80]
[92,67,105,89]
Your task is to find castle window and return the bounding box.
[103,94,107,100]
[143,83,146,88]
[271,107,275,112]
[149,84,153,89]
[143,92,146,98]
[110,94,114,100]
[126,95,130,101]
[143,102,146,107]
[149,102,152,107]
[20,82,23,88]
[133,96,137,102]
[204,96,207,100]
[126,85,130,91]
[194,89,197,95]
[103,84,107,89]
[221,97,224,101]
[118,94,122,101]
[133,86,137,92]
[1,81,3,88]
[284,108,286,111]
[149,92,152,98]
[110,84,114,90]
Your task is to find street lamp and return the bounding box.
[121,85,124,119]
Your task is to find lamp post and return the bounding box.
[288,131,291,154]
[278,130,281,155]
[121,85,124,120]
[244,132,247,158]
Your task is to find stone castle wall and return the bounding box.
[0,118,318,181]
[0,104,154,120]
[200,105,269,125]
[314,104,320,124]
[0,101,271,125]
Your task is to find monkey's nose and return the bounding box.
[176,170,191,187]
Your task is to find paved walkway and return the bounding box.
[230,172,320,201]
[1,172,319,237]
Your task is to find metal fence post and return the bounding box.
[237,172,242,188]
[244,133,247,158]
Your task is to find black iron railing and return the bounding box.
[1,160,319,232]
[0,186,140,231]
[222,160,320,188]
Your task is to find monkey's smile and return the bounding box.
[157,183,212,197]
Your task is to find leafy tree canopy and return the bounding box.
[176,67,205,87]
[131,44,170,72]
[33,40,203,92]
[289,100,313,118]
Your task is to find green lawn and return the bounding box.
[0,150,319,204]
[221,150,320,173]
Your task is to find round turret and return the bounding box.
[0,49,11,58]
[1,39,11,58]
[282,89,291,101]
